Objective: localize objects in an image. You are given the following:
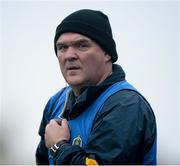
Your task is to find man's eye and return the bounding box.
[77,42,90,50]
[57,45,68,52]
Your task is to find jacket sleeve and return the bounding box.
[52,90,157,165]
[86,90,156,164]
[36,88,68,164]
[35,99,51,165]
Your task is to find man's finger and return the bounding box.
[61,119,68,129]
[54,118,62,125]
[48,120,57,126]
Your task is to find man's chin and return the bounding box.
[66,78,82,87]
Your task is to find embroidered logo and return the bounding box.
[72,135,82,147]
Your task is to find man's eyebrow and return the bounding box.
[56,38,91,45]
[74,39,91,43]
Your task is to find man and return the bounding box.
[36,9,157,165]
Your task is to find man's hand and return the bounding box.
[45,119,70,148]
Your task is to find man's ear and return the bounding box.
[104,52,111,62]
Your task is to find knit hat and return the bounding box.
[54,9,118,63]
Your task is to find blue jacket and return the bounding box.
[36,64,157,165]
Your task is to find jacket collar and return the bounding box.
[64,64,126,119]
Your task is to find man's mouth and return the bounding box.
[66,66,81,71]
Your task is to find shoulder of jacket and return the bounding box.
[96,89,154,120]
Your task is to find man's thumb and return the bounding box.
[61,119,68,128]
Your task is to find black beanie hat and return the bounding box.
[54,9,118,63]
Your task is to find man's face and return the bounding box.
[56,32,111,90]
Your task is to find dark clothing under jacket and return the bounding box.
[36,64,157,165]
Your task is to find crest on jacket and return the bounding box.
[72,135,82,147]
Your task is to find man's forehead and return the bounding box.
[57,32,90,43]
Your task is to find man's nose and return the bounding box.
[64,46,78,60]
